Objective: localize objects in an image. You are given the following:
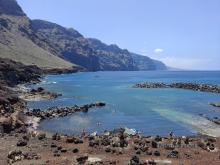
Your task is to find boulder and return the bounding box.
[37,132,46,140]
[51,142,57,148]
[8,150,24,163]
[17,139,27,147]
[105,147,111,153]
[155,135,162,142]
[60,148,67,153]
[66,136,75,143]
[76,154,88,164]
[154,150,160,156]
[72,148,79,153]
[151,141,158,148]
[129,155,139,165]
[0,116,12,133]
[167,150,179,158]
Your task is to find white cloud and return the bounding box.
[154,48,164,54]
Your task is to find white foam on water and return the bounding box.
[41,81,57,85]
[152,108,220,137]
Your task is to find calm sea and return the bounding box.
[28,71,220,136]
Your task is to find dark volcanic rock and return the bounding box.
[66,137,75,143]
[52,133,61,141]
[37,133,46,140]
[60,148,67,153]
[210,102,220,108]
[0,58,42,86]
[129,155,140,165]
[154,150,161,156]
[134,82,220,93]
[50,143,57,148]
[167,150,179,158]
[0,117,12,133]
[17,139,27,147]
[0,0,26,16]
[151,141,158,148]
[76,154,88,164]
[72,148,79,153]
[26,102,106,121]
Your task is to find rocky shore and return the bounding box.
[26,102,106,123]
[1,127,220,165]
[133,82,220,93]
[1,58,220,164]
[18,87,62,101]
[210,103,220,108]
[0,58,80,135]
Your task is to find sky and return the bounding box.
[17,0,220,70]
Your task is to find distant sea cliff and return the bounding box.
[0,0,166,71]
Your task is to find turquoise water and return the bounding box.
[28,71,220,136]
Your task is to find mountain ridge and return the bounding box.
[0,0,167,71]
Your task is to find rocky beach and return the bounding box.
[0,59,219,164]
[0,0,220,164]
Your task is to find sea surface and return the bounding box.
[28,71,220,136]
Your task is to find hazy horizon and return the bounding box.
[17,0,220,70]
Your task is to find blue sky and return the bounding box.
[17,0,220,70]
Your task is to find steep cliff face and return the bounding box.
[0,0,167,71]
[31,20,100,71]
[0,0,25,16]
[131,53,167,70]
[0,0,76,69]
[31,20,140,71]
[87,38,136,71]
[31,20,167,71]
[152,59,167,70]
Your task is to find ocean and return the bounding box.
[28,71,220,136]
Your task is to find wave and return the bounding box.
[41,81,57,85]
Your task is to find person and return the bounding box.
[169,131,174,139]
[81,129,86,137]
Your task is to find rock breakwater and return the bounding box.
[26,102,106,121]
[133,82,220,93]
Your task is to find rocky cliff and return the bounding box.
[87,38,136,71]
[0,0,25,16]
[0,0,77,69]
[31,20,100,71]
[31,20,166,71]
[131,53,167,70]
[0,0,167,71]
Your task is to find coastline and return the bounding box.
[0,61,220,164]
